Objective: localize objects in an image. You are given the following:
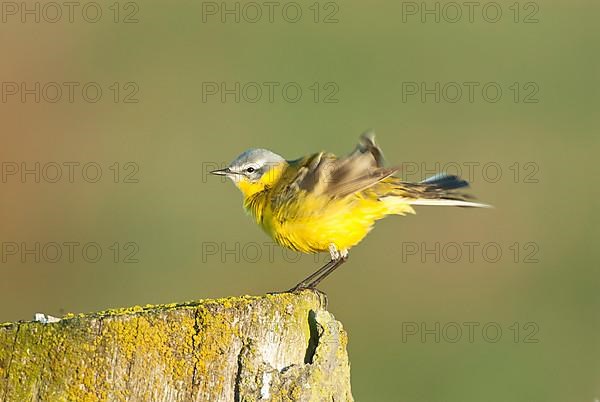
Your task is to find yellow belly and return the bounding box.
[260,195,406,254]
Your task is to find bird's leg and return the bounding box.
[304,252,348,289]
[286,258,338,292]
[287,245,348,292]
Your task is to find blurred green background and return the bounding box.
[1,0,598,401]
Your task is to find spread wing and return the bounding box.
[272,132,397,210]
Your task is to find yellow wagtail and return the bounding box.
[211,133,489,291]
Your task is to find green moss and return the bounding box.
[0,290,331,400]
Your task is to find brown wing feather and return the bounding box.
[378,177,476,202]
[275,133,394,202]
[348,130,386,167]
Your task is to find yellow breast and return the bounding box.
[237,163,414,254]
[258,194,388,253]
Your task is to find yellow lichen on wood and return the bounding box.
[0,290,353,401]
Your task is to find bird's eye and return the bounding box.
[245,167,255,173]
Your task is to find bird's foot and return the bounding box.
[267,285,328,308]
[267,283,311,295]
[286,283,311,293]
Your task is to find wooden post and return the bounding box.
[0,290,353,401]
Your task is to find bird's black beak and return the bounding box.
[210,168,231,176]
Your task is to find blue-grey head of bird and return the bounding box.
[210,148,287,198]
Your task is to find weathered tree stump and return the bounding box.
[0,290,353,401]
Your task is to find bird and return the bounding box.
[210,132,489,292]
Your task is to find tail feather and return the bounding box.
[420,173,468,190]
[408,198,492,208]
[383,173,491,208]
